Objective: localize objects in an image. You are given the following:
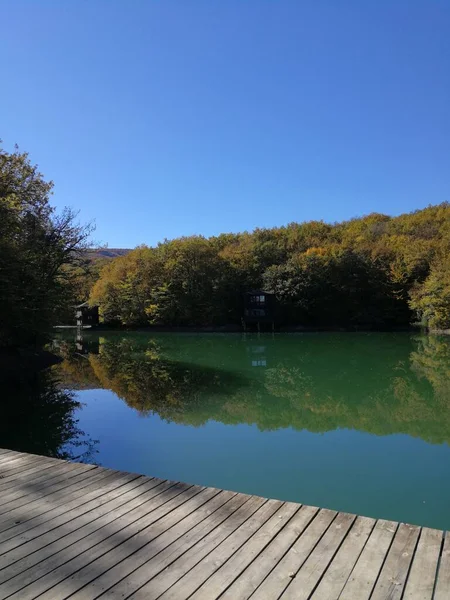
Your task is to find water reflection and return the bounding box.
[53,332,450,445]
[0,366,98,462]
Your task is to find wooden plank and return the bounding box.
[40,487,222,600]
[0,448,14,456]
[0,470,138,547]
[0,455,46,476]
[0,462,96,507]
[106,492,250,600]
[157,499,282,600]
[0,459,82,496]
[434,532,450,600]
[0,452,44,472]
[4,482,199,600]
[402,527,442,600]
[130,495,266,600]
[0,474,154,565]
[370,522,421,600]
[338,519,397,600]
[0,460,62,489]
[251,508,337,599]
[0,462,97,515]
[190,502,300,599]
[67,487,230,599]
[0,449,444,600]
[0,463,100,518]
[0,452,59,473]
[0,451,26,464]
[310,515,375,600]
[220,504,319,600]
[279,511,356,599]
[0,468,123,537]
[0,476,165,584]
[0,480,188,599]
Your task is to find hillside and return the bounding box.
[88,203,450,330]
[86,248,131,260]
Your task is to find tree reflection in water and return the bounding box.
[0,366,98,462]
[53,332,450,446]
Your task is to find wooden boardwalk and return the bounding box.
[0,448,448,600]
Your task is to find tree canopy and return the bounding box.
[0,144,93,348]
[90,203,450,330]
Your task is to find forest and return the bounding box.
[0,145,92,350]
[2,142,450,352]
[90,204,450,331]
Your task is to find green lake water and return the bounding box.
[3,331,450,530]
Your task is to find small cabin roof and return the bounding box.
[75,301,97,308]
[244,290,273,296]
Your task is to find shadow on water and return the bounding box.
[0,366,98,462]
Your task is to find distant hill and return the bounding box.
[86,248,131,260]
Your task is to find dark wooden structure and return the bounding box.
[0,447,447,600]
[243,290,276,330]
[75,302,99,328]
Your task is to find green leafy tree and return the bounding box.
[0,144,93,348]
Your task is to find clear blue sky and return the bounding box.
[2,1,449,248]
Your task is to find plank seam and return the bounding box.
[0,483,196,599]
[334,518,378,600]
[251,510,340,600]
[0,478,159,578]
[152,497,268,600]
[0,471,135,539]
[72,490,241,599]
[0,465,100,515]
[398,525,423,600]
[432,530,447,600]
[365,521,401,600]
[215,503,312,600]
[62,487,225,599]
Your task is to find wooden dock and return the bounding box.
[0,448,448,599]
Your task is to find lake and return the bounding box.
[3,331,450,530]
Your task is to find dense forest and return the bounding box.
[0,145,92,350]
[2,142,450,349]
[90,204,450,330]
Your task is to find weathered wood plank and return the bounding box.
[0,460,81,496]
[0,449,445,600]
[279,511,356,599]
[190,502,300,599]
[4,482,199,600]
[0,451,59,472]
[67,488,235,599]
[310,515,375,600]
[0,470,139,547]
[402,527,442,600]
[158,499,282,600]
[0,469,130,538]
[220,504,319,600]
[251,508,337,599]
[0,476,156,580]
[429,531,449,600]
[106,491,249,600]
[0,455,48,478]
[370,522,421,600]
[0,462,97,515]
[0,448,14,456]
[338,518,397,600]
[0,479,177,595]
[0,460,61,489]
[129,495,266,600]
[56,487,222,599]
